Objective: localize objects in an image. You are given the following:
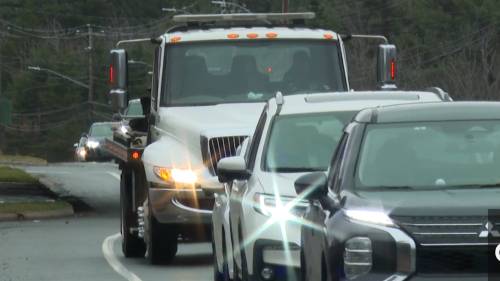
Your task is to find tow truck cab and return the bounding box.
[107,12,399,264]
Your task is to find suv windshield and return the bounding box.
[264,111,355,172]
[162,40,346,106]
[357,120,500,189]
[89,124,113,138]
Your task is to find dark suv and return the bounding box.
[296,102,500,281]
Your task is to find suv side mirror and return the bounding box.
[109,49,128,112]
[217,156,251,183]
[294,172,328,200]
[377,44,397,90]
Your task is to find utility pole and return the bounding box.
[282,0,289,13]
[0,40,3,153]
[87,24,94,123]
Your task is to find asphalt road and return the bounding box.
[0,162,212,281]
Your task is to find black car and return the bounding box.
[296,102,500,281]
[85,122,114,161]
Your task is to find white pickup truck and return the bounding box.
[104,12,399,265]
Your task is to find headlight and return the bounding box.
[253,193,308,219]
[344,237,372,280]
[86,140,100,149]
[120,125,128,134]
[153,166,197,187]
[344,209,394,227]
[78,149,87,157]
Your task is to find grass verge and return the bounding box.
[0,166,38,184]
[0,201,71,214]
[0,155,47,165]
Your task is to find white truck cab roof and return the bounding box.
[165,26,338,43]
[269,90,449,116]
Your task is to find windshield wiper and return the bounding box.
[361,186,415,191]
[433,183,500,189]
[476,183,500,189]
[270,167,325,173]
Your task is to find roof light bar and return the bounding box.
[172,12,315,24]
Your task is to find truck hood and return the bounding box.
[157,103,264,150]
[347,188,500,217]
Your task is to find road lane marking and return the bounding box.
[107,172,121,181]
[102,233,143,281]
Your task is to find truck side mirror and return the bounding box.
[377,44,397,90]
[294,172,328,201]
[217,156,251,183]
[109,49,129,112]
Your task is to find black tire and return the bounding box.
[212,238,226,281]
[238,224,249,281]
[146,212,178,265]
[213,229,231,281]
[321,255,327,281]
[300,248,306,281]
[120,168,146,258]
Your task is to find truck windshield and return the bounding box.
[162,40,346,106]
[356,120,500,189]
[263,111,355,172]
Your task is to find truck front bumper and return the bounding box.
[148,183,213,225]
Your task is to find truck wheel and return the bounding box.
[146,213,178,265]
[120,168,146,258]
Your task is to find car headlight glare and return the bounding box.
[86,140,100,149]
[153,166,197,186]
[344,237,372,280]
[253,193,308,219]
[344,209,394,226]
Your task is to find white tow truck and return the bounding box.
[104,12,400,265]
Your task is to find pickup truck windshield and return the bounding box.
[356,120,500,189]
[89,123,113,138]
[125,101,143,116]
[162,40,346,106]
[264,111,355,172]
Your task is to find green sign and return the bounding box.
[0,98,12,125]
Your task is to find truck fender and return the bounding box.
[141,137,204,184]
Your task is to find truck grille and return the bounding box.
[202,136,247,175]
[392,215,486,245]
[392,215,500,274]
[417,245,492,273]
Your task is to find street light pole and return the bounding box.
[27,66,89,89]
[87,24,94,122]
[282,0,289,13]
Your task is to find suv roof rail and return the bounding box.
[425,87,453,101]
[172,12,315,25]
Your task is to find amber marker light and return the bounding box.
[324,33,334,40]
[266,32,278,39]
[170,36,182,43]
[247,33,259,39]
[131,151,141,160]
[227,33,239,39]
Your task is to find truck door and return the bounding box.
[149,45,162,142]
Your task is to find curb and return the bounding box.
[0,178,76,222]
[38,177,69,197]
[0,205,74,222]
